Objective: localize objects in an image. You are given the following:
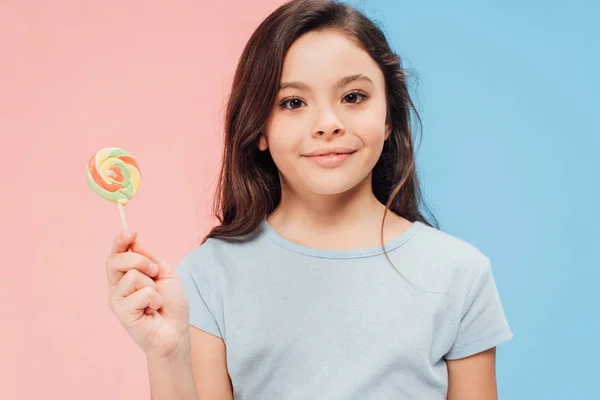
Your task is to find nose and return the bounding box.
[312,106,345,138]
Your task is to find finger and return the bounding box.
[119,287,163,319]
[111,268,157,300]
[105,251,158,288]
[110,229,138,255]
[130,240,173,279]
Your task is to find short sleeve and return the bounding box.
[445,259,513,360]
[176,252,223,338]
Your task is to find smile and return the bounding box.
[304,151,356,168]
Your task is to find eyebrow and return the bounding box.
[279,74,374,92]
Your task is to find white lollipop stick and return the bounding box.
[117,202,128,231]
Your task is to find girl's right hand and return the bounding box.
[105,230,191,360]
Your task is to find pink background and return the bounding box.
[1,1,284,398]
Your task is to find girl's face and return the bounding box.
[259,29,390,197]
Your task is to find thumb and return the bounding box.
[130,239,173,279]
[111,229,138,255]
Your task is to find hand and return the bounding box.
[105,230,191,360]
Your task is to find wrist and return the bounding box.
[146,336,198,400]
[146,337,191,365]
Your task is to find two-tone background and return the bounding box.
[2,0,597,398]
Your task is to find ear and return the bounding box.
[384,122,391,141]
[257,133,268,151]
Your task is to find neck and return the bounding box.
[266,173,410,249]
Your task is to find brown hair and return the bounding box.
[203,0,439,263]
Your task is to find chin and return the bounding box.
[302,177,363,196]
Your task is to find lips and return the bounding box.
[304,147,356,157]
[304,151,355,168]
[310,152,351,157]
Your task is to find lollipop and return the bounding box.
[87,147,141,230]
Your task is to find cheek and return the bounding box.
[349,99,388,141]
[352,114,387,146]
[264,118,304,165]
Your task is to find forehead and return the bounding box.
[280,30,383,85]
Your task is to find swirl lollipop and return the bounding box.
[87,147,141,230]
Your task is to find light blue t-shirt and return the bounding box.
[177,219,513,399]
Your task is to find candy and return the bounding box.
[87,147,141,205]
[87,147,141,229]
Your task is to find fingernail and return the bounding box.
[122,230,131,240]
[149,263,158,275]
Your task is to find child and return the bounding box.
[105,0,513,399]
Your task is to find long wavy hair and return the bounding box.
[203,0,439,266]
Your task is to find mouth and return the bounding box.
[303,150,356,167]
[303,146,357,157]
[306,151,355,157]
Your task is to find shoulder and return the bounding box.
[417,222,489,266]
[402,222,492,294]
[175,228,264,281]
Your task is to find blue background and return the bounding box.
[347,0,599,398]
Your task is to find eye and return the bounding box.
[342,91,368,104]
[279,97,306,110]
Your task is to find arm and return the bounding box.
[189,325,234,400]
[147,343,199,400]
[147,326,233,400]
[447,347,498,400]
